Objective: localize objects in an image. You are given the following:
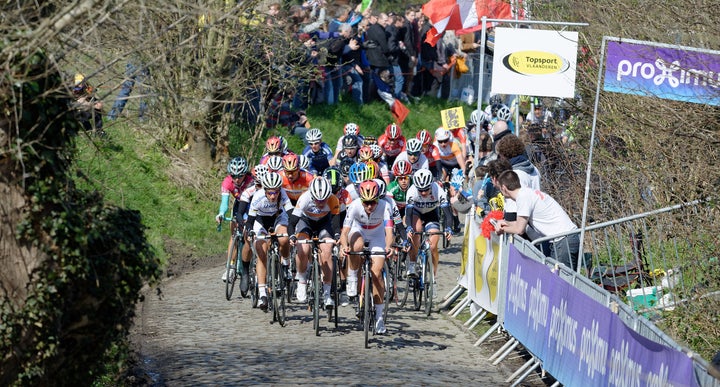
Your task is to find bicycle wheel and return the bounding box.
[394,251,409,308]
[287,246,296,303]
[249,259,259,308]
[331,255,339,327]
[424,257,434,316]
[313,255,321,336]
[276,254,287,326]
[269,251,279,322]
[363,264,373,349]
[413,254,424,311]
[439,208,450,249]
[382,261,391,321]
[225,235,241,300]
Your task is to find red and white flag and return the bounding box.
[422,0,517,45]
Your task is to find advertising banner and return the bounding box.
[464,216,500,314]
[504,244,697,387]
[603,39,720,106]
[491,28,579,98]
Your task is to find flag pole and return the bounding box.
[473,16,488,174]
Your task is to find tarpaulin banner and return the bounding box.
[604,39,720,106]
[491,28,578,98]
[503,244,697,387]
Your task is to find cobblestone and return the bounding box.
[132,242,511,386]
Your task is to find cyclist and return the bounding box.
[357,145,374,162]
[215,157,254,285]
[302,128,333,175]
[288,177,341,306]
[298,154,311,173]
[434,128,466,182]
[245,172,294,311]
[323,166,353,306]
[378,123,407,167]
[334,123,364,159]
[375,178,406,241]
[392,138,428,173]
[368,144,390,183]
[338,158,355,188]
[386,160,413,218]
[266,155,284,173]
[345,162,371,200]
[332,134,360,166]
[340,180,395,335]
[404,169,452,281]
[281,153,315,206]
[259,135,293,164]
[417,129,441,178]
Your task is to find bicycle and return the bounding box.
[218,217,246,301]
[409,231,444,316]
[348,242,391,348]
[297,237,339,336]
[252,230,289,326]
[389,240,410,308]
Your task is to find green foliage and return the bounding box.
[1,48,160,385]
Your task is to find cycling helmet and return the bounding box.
[435,127,451,142]
[282,153,299,171]
[358,145,373,161]
[309,177,332,201]
[339,158,354,177]
[363,160,378,179]
[363,135,377,146]
[227,156,248,176]
[392,159,412,177]
[348,162,369,184]
[496,105,512,121]
[323,167,343,192]
[298,154,310,170]
[342,134,360,149]
[413,169,434,190]
[278,136,289,153]
[267,155,283,172]
[266,136,282,153]
[305,128,322,143]
[373,178,387,199]
[385,123,401,140]
[370,144,382,160]
[262,171,283,190]
[406,138,422,154]
[358,180,379,202]
[343,122,360,136]
[416,129,432,146]
[489,94,503,106]
[253,164,269,182]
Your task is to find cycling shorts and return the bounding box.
[296,217,334,240]
[253,212,288,235]
[406,207,440,231]
[348,226,386,254]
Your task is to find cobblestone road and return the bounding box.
[132,242,512,386]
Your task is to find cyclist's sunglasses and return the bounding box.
[266,190,280,196]
[362,200,378,206]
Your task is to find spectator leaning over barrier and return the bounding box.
[495,134,541,222]
[493,170,581,271]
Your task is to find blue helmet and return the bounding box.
[348,162,369,184]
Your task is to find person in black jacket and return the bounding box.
[364,12,390,103]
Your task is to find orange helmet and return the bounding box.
[358,180,379,202]
[416,129,432,146]
[266,136,282,154]
[282,153,299,171]
[358,145,373,161]
[363,160,379,179]
[385,123,402,140]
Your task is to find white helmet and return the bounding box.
[370,144,382,159]
[305,128,322,143]
[309,177,332,201]
[406,138,422,154]
[373,178,387,199]
[253,164,269,182]
[496,105,512,121]
[227,157,248,176]
[262,171,283,190]
[298,154,310,170]
[344,122,359,136]
[266,155,283,172]
[469,109,488,125]
[413,169,434,191]
[434,127,451,142]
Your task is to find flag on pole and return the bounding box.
[391,99,410,124]
[422,0,516,45]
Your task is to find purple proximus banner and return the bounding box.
[504,244,697,386]
[604,39,720,106]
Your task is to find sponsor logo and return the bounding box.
[502,51,570,76]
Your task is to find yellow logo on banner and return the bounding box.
[441,107,466,130]
[502,51,570,75]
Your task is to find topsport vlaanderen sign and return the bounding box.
[491,27,579,98]
[603,38,720,106]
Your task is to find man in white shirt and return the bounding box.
[493,170,581,271]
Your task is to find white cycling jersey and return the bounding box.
[392,151,429,172]
[248,188,293,217]
[344,198,393,252]
[405,182,447,214]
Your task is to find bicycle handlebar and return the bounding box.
[253,233,290,240]
[346,250,392,256]
[296,238,337,245]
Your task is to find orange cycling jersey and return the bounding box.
[292,192,341,221]
[281,170,314,203]
[437,141,463,162]
[450,128,467,146]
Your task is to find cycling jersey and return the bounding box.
[377,134,407,158]
[336,187,352,211]
[344,199,393,252]
[386,180,410,209]
[345,183,359,201]
[281,170,315,204]
[248,188,293,217]
[302,142,333,175]
[221,174,254,199]
[423,145,440,166]
[259,150,295,165]
[335,134,365,154]
[405,182,447,214]
[292,191,340,222]
[392,151,429,172]
[450,127,467,147]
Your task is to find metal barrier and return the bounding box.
[448,201,720,386]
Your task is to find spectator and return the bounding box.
[385,14,405,101]
[495,133,541,223]
[71,73,104,135]
[364,12,390,102]
[397,7,418,100]
[327,3,363,34]
[492,119,512,143]
[493,170,581,271]
[107,60,149,121]
[340,23,365,105]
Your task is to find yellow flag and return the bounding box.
[440,107,466,130]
